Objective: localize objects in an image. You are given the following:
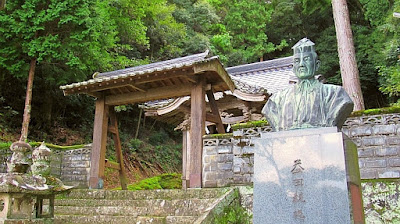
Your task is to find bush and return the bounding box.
[214,201,252,224]
[114,173,182,191]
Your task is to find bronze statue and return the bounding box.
[262,38,354,131]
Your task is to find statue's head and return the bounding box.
[292,38,320,80]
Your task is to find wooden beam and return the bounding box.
[105,160,121,170]
[109,109,128,190]
[185,76,197,83]
[206,88,225,134]
[105,84,193,105]
[206,113,220,124]
[189,78,206,188]
[128,84,146,92]
[89,96,109,189]
[193,60,235,92]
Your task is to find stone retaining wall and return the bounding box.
[0,144,91,188]
[202,113,400,187]
[342,114,400,179]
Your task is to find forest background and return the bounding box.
[0,0,399,186]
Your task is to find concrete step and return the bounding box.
[62,188,226,200]
[55,215,165,224]
[55,198,214,216]
[53,188,234,223]
[55,215,198,224]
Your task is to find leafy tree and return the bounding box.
[0,0,123,141]
[142,0,186,60]
[209,0,287,65]
[358,0,400,104]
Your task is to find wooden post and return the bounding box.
[109,109,128,190]
[182,129,189,189]
[189,78,206,188]
[89,96,109,189]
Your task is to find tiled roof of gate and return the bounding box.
[60,51,218,91]
[142,56,296,110]
[226,56,296,94]
[95,51,209,78]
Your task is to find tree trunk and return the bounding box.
[134,108,142,139]
[332,0,365,111]
[0,0,5,10]
[19,58,36,142]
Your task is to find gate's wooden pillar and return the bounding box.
[182,129,190,189]
[109,109,128,190]
[89,96,109,189]
[189,78,206,188]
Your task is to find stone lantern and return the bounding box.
[0,142,73,223]
[31,142,52,177]
[7,141,32,174]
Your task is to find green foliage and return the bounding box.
[351,106,400,117]
[119,118,182,173]
[208,0,287,65]
[0,0,123,79]
[205,133,233,139]
[231,120,269,130]
[114,173,181,191]
[214,200,252,224]
[364,0,400,104]
[0,141,85,151]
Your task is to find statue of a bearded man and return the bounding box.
[262,38,354,131]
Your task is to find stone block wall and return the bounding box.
[60,145,91,187]
[0,144,91,188]
[342,114,400,179]
[202,126,272,188]
[202,113,400,187]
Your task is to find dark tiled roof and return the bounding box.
[96,51,210,78]
[227,56,296,94]
[141,57,295,110]
[61,51,214,90]
[226,56,292,75]
[231,77,267,95]
[141,99,177,109]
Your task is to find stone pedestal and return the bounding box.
[253,127,364,224]
[0,184,57,223]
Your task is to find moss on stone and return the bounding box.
[361,178,400,184]
[113,173,181,191]
[204,133,233,139]
[231,120,269,131]
[351,106,400,117]
[0,141,86,151]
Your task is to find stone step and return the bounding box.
[55,198,214,216]
[55,199,211,217]
[55,215,165,224]
[55,215,198,224]
[62,188,226,200]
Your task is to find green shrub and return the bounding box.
[231,120,269,130]
[114,173,182,191]
[214,202,252,224]
[159,173,181,189]
[148,129,169,145]
[351,106,400,117]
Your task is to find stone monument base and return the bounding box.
[253,127,364,224]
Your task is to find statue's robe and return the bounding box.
[262,79,354,131]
